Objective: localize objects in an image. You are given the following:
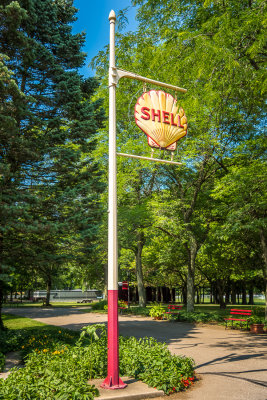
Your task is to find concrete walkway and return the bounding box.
[3,307,267,400]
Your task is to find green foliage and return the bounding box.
[118,299,128,308]
[248,315,264,325]
[0,352,4,372]
[120,306,151,316]
[0,349,99,400]
[248,307,265,325]
[253,306,265,317]
[0,0,105,326]
[78,324,106,345]
[0,329,77,356]
[149,303,165,319]
[178,311,225,324]
[119,336,195,394]
[91,0,266,314]
[0,324,195,397]
[90,300,107,311]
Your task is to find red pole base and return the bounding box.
[100,376,127,389]
[101,290,127,390]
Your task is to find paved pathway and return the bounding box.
[3,307,267,400]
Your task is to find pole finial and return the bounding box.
[109,10,116,22]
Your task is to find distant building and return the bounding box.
[33,289,102,302]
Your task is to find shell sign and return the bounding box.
[134,90,187,151]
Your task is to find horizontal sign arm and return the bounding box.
[110,67,187,93]
[117,152,182,165]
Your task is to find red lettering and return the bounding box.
[162,111,170,124]
[151,109,161,122]
[141,107,150,120]
[171,113,177,126]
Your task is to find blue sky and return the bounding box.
[72,0,137,77]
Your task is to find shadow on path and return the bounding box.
[3,307,267,399]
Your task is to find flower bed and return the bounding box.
[0,324,195,399]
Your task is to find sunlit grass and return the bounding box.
[3,314,49,330]
[3,301,96,308]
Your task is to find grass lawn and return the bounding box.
[2,301,95,308]
[2,313,66,332]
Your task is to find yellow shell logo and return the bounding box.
[134,90,187,151]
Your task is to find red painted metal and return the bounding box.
[101,290,127,389]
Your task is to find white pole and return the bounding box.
[108,9,117,293]
[101,10,126,390]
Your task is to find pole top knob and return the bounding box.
[109,10,116,22]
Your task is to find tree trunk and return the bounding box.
[159,287,163,303]
[187,272,194,311]
[135,231,146,307]
[217,280,226,309]
[259,229,267,320]
[248,286,254,305]
[134,286,137,303]
[156,287,159,302]
[171,288,175,303]
[196,287,200,304]
[225,282,230,304]
[210,284,213,304]
[0,234,5,330]
[46,275,52,306]
[186,239,198,312]
[0,284,4,330]
[241,283,247,305]
[231,282,237,304]
[182,285,187,305]
[213,286,219,304]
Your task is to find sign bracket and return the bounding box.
[117,152,182,165]
[110,66,187,93]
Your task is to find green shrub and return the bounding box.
[0,327,79,356]
[90,300,107,311]
[0,350,99,399]
[0,330,22,354]
[149,303,165,319]
[252,306,265,317]
[119,336,195,394]
[123,306,151,316]
[0,325,195,398]
[248,315,264,325]
[177,311,225,323]
[0,352,5,372]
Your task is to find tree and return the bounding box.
[118,166,156,307]
[212,160,267,317]
[92,0,265,311]
[0,0,104,328]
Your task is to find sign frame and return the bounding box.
[100,10,187,390]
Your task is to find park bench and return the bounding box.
[224,309,252,330]
[164,304,183,319]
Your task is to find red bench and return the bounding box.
[224,309,252,330]
[165,305,183,319]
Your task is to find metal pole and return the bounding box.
[101,10,126,390]
[117,152,182,165]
